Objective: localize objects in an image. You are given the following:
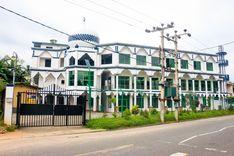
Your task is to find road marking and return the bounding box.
[157,140,172,144]
[170,152,188,156]
[76,144,134,156]
[205,148,217,151]
[179,125,234,145]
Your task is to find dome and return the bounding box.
[68,20,100,49]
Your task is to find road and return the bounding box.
[0,115,234,156]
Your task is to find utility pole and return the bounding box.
[145,22,174,123]
[165,29,191,122]
[12,52,18,85]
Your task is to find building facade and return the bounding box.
[30,31,229,112]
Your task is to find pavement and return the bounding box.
[0,126,105,140]
[0,115,234,156]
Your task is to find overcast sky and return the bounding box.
[0,0,234,80]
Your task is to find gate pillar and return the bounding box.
[4,85,14,125]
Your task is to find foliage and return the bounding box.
[228,105,233,111]
[140,110,149,118]
[112,112,117,118]
[111,97,116,104]
[150,108,158,115]
[0,55,30,84]
[87,110,234,130]
[122,109,131,119]
[131,105,139,115]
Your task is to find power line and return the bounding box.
[0,4,154,65]
[84,0,144,24]
[110,0,162,24]
[63,0,134,27]
[198,41,234,52]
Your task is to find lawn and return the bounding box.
[87,110,234,130]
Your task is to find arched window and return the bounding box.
[78,53,94,66]
[69,56,75,66]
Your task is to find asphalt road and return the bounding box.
[0,115,234,156]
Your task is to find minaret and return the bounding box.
[216,45,229,106]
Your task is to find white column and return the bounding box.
[4,86,14,125]
[144,94,147,110]
[134,76,137,105]
[74,70,78,87]
[130,94,133,110]
[129,76,132,90]
[149,77,152,108]
[186,79,189,91]
[144,77,147,90]
[93,95,97,111]
[116,75,119,107]
[111,75,115,90]
[179,79,182,107]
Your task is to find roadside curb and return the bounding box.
[0,128,106,140]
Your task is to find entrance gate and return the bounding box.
[16,85,87,127]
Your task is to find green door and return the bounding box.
[118,94,130,112]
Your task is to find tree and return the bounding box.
[0,55,30,117]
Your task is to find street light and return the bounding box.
[85,59,92,120]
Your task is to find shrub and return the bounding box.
[131,105,139,115]
[228,105,234,111]
[6,125,17,132]
[123,109,131,119]
[140,110,149,118]
[150,108,158,115]
[112,112,117,118]
[102,112,108,118]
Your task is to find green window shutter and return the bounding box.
[152,78,159,90]
[167,99,172,108]
[166,58,175,68]
[137,77,144,89]
[152,57,160,66]
[194,61,201,70]
[152,95,158,108]
[68,71,75,86]
[77,71,94,86]
[118,95,130,112]
[136,94,144,108]
[181,94,186,108]
[188,80,193,91]
[201,80,206,91]
[202,96,207,106]
[181,59,188,69]
[206,62,213,71]
[137,55,146,65]
[195,80,199,91]
[213,81,218,92]
[181,79,187,90]
[119,54,130,64]
[207,81,211,91]
[118,76,130,89]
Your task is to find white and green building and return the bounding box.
[30,30,229,112]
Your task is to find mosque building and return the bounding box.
[30,25,229,112]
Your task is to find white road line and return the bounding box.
[179,125,234,145]
[157,140,172,144]
[205,148,217,151]
[170,152,188,156]
[76,144,134,156]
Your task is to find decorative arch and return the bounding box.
[78,53,94,66]
[153,71,161,77]
[194,55,204,61]
[151,50,160,56]
[182,73,191,79]
[207,56,216,63]
[57,73,65,86]
[119,46,134,54]
[195,74,204,80]
[120,69,132,76]
[45,73,56,86]
[100,46,114,54]
[39,51,52,58]
[69,56,75,65]
[138,70,147,76]
[136,48,148,55]
[33,72,43,86]
[181,53,191,60]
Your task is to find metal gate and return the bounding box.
[16,85,87,127]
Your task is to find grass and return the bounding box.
[87,110,234,130]
[0,116,17,133]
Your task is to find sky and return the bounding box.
[0,0,234,80]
